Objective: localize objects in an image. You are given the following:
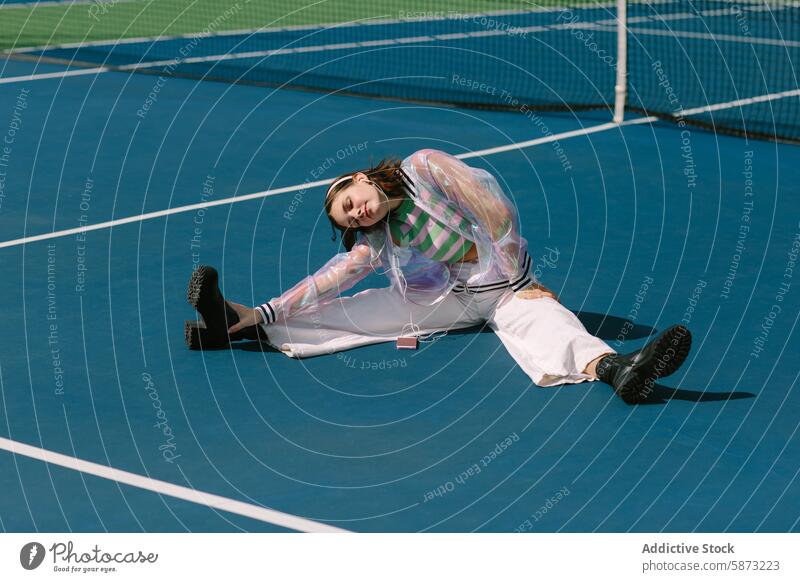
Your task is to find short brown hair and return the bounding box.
[325,157,407,251]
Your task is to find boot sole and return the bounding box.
[187,265,215,311]
[648,324,692,380]
[187,265,240,329]
[618,325,692,403]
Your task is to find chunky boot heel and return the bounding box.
[184,320,269,350]
[185,320,230,350]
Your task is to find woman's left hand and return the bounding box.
[516,283,559,302]
[228,302,262,334]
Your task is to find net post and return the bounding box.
[613,0,628,123]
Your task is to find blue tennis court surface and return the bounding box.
[0,2,799,533]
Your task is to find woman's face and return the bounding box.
[329,173,390,229]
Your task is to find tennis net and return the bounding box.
[2,0,798,142]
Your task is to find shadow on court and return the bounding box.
[575,312,656,341]
[639,384,756,405]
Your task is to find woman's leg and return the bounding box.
[264,286,482,358]
[488,294,615,387]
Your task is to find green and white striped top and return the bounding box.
[388,195,474,264]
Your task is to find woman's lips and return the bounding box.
[364,202,370,219]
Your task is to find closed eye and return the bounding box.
[345,197,358,227]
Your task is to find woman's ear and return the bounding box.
[352,172,368,183]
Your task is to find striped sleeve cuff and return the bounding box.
[256,302,277,325]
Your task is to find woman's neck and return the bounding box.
[388,195,407,211]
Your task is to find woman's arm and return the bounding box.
[407,149,522,275]
[228,242,376,333]
[419,150,515,241]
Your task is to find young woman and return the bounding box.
[186,149,692,403]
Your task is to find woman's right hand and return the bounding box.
[228,301,263,334]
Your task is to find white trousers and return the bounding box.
[262,282,616,387]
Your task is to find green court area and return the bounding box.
[0,0,568,50]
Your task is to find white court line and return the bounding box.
[0,18,617,85]
[0,436,349,532]
[2,4,573,54]
[0,23,554,83]
[591,1,798,27]
[0,66,108,84]
[678,87,800,115]
[0,177,332,248]
[0,117,659,250]
[457,116,657,159]
[618,26,800,48]
[0,77,794,250]
[0,93,794,251]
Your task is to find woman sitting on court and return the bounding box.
[186,149,692,403]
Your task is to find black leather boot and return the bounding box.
[185,265,268,350]
[596,324,692,404]
[184,319,267,350]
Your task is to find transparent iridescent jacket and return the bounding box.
[260,149,529,323]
